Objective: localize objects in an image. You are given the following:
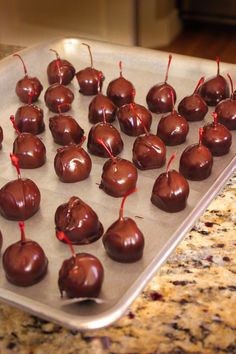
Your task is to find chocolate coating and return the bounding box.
[132,134,166,170]
[15,104,45,135]
[151,170,189,212]
[178,93,208,121]
[0,230,2,251]
[44,84,74,113]
[54,145,92,183]
[88,93,116,123]
[58,252,104,298]
[157,111,189,145]
[146,83,176,113]
[215,99,236,130]
[179,144,213,180]
[0,126,3,149]
[13,133,46,169]
[0,178,40,220]
[100,157,138,197]
[117,103,152,136]
[76,67,103,96]
[3,240,48,286]
[55,196,103,244]
[198,75,229,106]
[49,115,84,146]
[103,217,144,263]
[16,76,43,103]
[202,122,232,156]
[47,59,75,85]
[107,77,134,107]
[87,123,123,157]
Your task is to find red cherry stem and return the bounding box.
[10,153,21,179]
[96,138,115,161]
[82,43,93,68]
[130,103,149,135]
[57,231,76,258]
[13,54,28,76]
[28,90,34,105]
[199,127,203,146]
[170,89,175,114]
[165,54,172,83]
[49,48,60,60]
[101,106,107,124]
[227,73,234,97]
[55,57,62,85]
[166,151,177,175]
[10,115,20,136]
[212,112,218,127]
[216,56,220,76]
[193,77,205,94]
[19,221,26,243]
[119,61,123,78]
[119,188,137,220]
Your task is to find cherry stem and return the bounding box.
[194,76,205,94]
[119,188,137,220]
[101,106,106,124]
[10,115,20,136]
[57,231,76,258]
[28,90,34,105]
[10,153,21,179]
[170,89,175,114]
[119,61,123,78]
[13,54,28,76]
[216,56,220,76]
[199,127,203,146]
[227,73,234,97]
[98,71,103,93]
[212,112,218,126]
[19,221,26,243]
[165,54,172,83]
[82,43,93,68]
[49,48,60,60]
[166,151,177,175]
[130,103,149,135]
[55,57,62,85]
[96,138,115,161]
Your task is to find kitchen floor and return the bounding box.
[157,22,236,64]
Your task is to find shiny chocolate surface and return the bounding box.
[47,59,75,85]
[215,99,236,130]
[198,75,229,106]
[49,115,84,146]
[15,104,45,135]
[15,75,43,103]
[107,76,134,107]
[157,111,189,146]
[44,83,74,113]
[178,93,208,121]
[146,83,176,113]
[202,122,232,156]
[88,93,116,124]
[76,67,103,96]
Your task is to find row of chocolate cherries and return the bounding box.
[13,47,236,132]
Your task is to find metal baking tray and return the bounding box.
[0,38,235,330]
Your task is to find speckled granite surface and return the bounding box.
[0,44,236,354]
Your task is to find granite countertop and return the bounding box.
[0,44,236,354]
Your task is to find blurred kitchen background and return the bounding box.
[0,0,236,63]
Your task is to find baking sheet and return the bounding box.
[0,38,235,330]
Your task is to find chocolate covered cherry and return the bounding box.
[215,73,236,130]
[146,54,177,113]
[132,105,166,170]
[98,139,138,197]
[107,61,135,107]
[14,54,43,103]
[55,196,103,245]
[47,49,75,85]
[88,93,116,124]
[15,91,45,135]
[44,83,74,113]
[103,189,145,262]
[87,108,123,157]
[202,112,232,156]
[0,154,40,220]
[11,115,46,169]
[179,128,213,180]
[0,126,3,149]
[54,140,92,183]
[76,43,104,96]
[157,90,189,145]
[178,77,208,121]
[198,57,229,106]
[3,222,48,286]
[151,152,189,212]
[49,114,84,146]
[117,97,152,136]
